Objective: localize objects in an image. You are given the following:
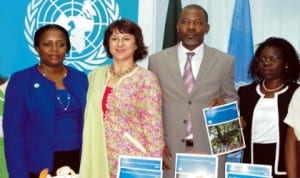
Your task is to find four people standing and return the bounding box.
[148,4,237,178]
[238,37,299,178]
[3,24,88,178]
[1,4,299,178]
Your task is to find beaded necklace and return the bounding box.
[109,64,137,77]
[38,65,70,111]
[262,80,285,92]
[57,91,71,111]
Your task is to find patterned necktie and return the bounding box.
[183,52,195,94]
[183,52,195,138]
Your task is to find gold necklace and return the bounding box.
[110,64,137,77]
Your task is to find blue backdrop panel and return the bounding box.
[0,0,139,77]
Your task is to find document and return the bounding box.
[175,153,218,178]
[225,162,272,178]
[117,155,162,178]
[203,101,245,155]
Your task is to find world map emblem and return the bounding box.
[24,0,120,72]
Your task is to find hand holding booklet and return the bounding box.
[203,101,245,155]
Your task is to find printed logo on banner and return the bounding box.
[24,0,120,72]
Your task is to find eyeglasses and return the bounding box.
[256,56,281,63]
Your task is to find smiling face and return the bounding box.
[35,29,68,67]
[108,29,137,62]
[176,7,210,50]
[258,46,286,81]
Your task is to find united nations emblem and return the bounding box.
[24,0,120,73]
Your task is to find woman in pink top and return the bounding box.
[80,19,165,178]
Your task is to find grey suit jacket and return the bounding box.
[148,44,238,178]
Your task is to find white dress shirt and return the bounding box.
[178,42,204,78]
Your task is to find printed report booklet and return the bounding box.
[117,155,162,178]
[175,153,218,178]
[225,162,272,178]
[203,101,245,155]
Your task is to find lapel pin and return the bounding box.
[34,83,40,88]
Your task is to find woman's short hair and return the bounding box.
[103,19,148,62]
[34,24,71,53]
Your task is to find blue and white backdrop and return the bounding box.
[0,0,138,77]
[1,0,300,86]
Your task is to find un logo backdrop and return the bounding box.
[0,0,139,78]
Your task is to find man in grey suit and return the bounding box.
[148,4,238,178]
